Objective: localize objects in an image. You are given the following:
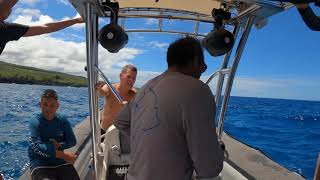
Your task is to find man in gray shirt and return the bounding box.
[114,37,224,180]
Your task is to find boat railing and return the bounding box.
[68,0,292,178]
[216,16,255,140]
[206,69,231,85]
[85,66,123,103]
[96,66,123,102]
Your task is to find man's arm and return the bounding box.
[29,118,56,158]
[58,118,77,150]
[55,151,77,165]
[183,84,224,179]
[95,82,110,97]
[23,17,84,37]
[296,4,320,31]
[114,100,133,136]
[0,0,18,19]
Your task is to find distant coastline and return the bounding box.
[0,61,87,87]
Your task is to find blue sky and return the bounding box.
[1,0,319,101]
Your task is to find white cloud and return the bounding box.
[14,14,54,25]
[11,9,84,30]
[20,0,40,5]
[0,34,142,78]
[14,8,41,18]
[1,10,143,86]
[98,48,142,74]
[145,18,158,25]
[205,76,320,101]
[135,71,161,87]
[56,0,70,6]
[1,35,86,75]
[149,41,169,50]
[57,33,85,42]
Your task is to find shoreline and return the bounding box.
[0,81,87,88]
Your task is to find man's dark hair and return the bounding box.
[166,36,204,68]
[41,89,58,100]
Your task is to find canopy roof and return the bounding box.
[115,0,221,16]
[69,0,291,27]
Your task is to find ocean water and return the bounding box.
[0,83,319,180]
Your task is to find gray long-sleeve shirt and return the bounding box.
[114,71,224,180]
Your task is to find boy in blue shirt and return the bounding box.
[28,89,79,180]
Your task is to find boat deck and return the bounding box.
[19,118,305,180]
[222,132,305,180]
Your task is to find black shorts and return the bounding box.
[31,164,80,180]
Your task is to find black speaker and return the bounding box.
[202,28,234,57]
[98,24,128,53]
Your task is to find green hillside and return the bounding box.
[0,61,87,87]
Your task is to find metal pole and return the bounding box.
[229,5,261,25]
[214,24,240,109]
[93,12,100,146]
[194,20,199,36]
[85,3,101,179]
[96,68,123,102]
[85,66,123,103]
[93,9,104,180]
[205,69,231,85]
[217,16,255,140]
[98,68,123,103]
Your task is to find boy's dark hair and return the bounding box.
[41,89,58,100]
[166,36,204,68]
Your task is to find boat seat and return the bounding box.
[102,125,130,166]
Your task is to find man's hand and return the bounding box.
[56,151,78,165]
[75,16,84,23]
[95,82,105,94]
[95,81,105,90]
[295,3,309,9]
[52,139,61,150]
[121,101,128,105]
[95,82,110,96]
[63,152,78,165]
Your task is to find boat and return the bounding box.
[19,0,309,179]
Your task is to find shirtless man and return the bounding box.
[96,64,137,131]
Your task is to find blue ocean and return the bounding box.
[0,83,319,180]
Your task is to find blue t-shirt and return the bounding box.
[28,113,77,170]
[0,21,29,55]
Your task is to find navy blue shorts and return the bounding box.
[31,164,80,180]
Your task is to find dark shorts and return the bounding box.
[31,164,80,180]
